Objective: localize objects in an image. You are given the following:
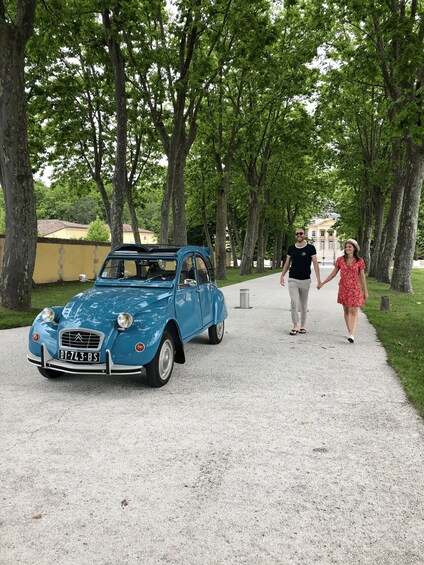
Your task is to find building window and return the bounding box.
[312,230,316,237]
[328,240,334,250]
[320,230,325,237]
[320,240,325,250]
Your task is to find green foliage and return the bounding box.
[17,0,421,281]
[85,217,110,242]
[34,180,106,224]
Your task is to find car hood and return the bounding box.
[59,286,173,327]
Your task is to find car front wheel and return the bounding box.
[37,367,64,379]
[208,321,224,344]
[145,331,175,387]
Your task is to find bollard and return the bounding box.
[239,288,250,309]
[380,296,390,310]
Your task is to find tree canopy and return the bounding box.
[1,0,423,309]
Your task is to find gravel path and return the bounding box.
[1,269,423,564]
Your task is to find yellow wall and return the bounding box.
[123,231,157,244]
[0,237,111,284]
[34,240,111,283]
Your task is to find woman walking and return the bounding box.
[317,239,368,343]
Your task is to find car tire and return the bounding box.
[208,321,224,344]
[37,367,63,379]
[145,331,175,387]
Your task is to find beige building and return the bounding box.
[306,217,343,265]
[37,220,156,244]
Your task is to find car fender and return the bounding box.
[28,306,64,357]
[111,313,185,366]
[212,289,228,324]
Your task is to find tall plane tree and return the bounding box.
[0,0,37,310]
[127,0,236,244]
[371,1,424,292]
[335,0,424,292]
[102,3,127,249]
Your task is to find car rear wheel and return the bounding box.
[208,321,224,344]
[37,367,63,379]
[145,331,175,387]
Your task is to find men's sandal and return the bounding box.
[289,329,298,335]
[299,329,306,334]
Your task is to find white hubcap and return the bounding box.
[158,339,173,380]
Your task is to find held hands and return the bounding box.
[317,281,324,290]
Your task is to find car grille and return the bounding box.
[60,330,102,350]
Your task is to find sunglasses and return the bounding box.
[296,232,304,236]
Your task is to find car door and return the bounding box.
[175,254,203,340]
[195,254,214,326]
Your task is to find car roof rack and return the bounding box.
[111,244,183,254]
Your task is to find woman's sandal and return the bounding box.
[289,329,299,335]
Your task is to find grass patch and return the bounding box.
[0,268,278,330]
[0,281,93,330]
[363,269,424,418]
[216,267,280,287]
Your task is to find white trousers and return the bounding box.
[288,278,311,325]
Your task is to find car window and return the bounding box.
[179,256,196,286]
[196,256,210,285]
[101,258,176,280]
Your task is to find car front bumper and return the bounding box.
[28,344,144,376]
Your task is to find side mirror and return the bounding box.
[79,274,87,282]
[184,278,197,287]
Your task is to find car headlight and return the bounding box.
[117,312,133,329]
[41,307,55,323]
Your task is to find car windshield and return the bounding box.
[100,257,177,282]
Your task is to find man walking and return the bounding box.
[280,228,321,335]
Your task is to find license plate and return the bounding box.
[59,350,100,363]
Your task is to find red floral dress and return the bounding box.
[335,256,365,307]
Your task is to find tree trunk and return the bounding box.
[215,189,227,278]
[273,231,283,269]
[215,168,231,279]
[256,223,264,272]
[361,200,373,274]
[160,176,172,244]
[172,154,187,245]
[0,1,38,310]
[103,8,127,250]
[228,207,241,269]
[368,187,385,277]
[200,185,213,255]
[391,141,424,292]
[256,221,268,273]
[161,109,193,245]
[126,181,141,244]
[375,144,405,283]
[240,189,260,275]
[94,177,111,227]
[228,229,238,269]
